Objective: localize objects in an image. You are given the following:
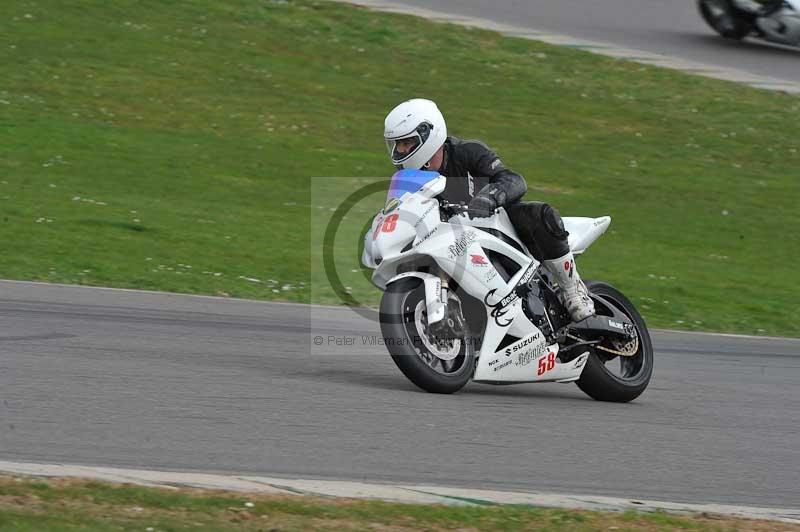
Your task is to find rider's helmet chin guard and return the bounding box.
[384,98,447,170]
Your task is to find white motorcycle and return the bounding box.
[698,0,800,45]
[362,170,653,402]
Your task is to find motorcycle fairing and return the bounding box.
[365,175,606,383]
[472,325,590,383]
[374,205,589,383]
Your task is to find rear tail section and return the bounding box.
[563,216,611,255]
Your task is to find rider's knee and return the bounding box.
[540,204,569,240]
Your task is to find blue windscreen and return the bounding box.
[386,169,440,202]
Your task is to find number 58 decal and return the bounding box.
[537,352,557,376]
[373,214,399,239]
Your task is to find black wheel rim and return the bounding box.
[400,288,470,376]
[591,293,650,382]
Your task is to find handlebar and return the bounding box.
[438,199,499,217]
[438,199,470,215]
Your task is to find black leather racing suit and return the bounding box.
[437,136,570,260]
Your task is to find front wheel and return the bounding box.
[379,278,475,394]
[574,281,654,403]
[698,0,753,39]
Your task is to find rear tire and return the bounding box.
[575,281,653,403]
[698,0,752,39]
[380,278,474,394]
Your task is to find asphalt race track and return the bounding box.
[1,281,798,508]
[386,0,800,84]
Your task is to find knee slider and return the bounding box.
[541,204,569,240]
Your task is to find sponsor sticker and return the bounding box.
[372,215,384,240]
[414,203,437,227]
[383,198,400,214]
[414,227,437,247]
[471,254,489,266]
[492,359,512,372]
[502,332,542,357]
[499,333,547,367]
[448,231,477,260]
[515,343,547,367]
[518,263,535,286]
[484,288,519,327]
[482,261,536,327]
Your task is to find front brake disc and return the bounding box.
[415,303,460,361]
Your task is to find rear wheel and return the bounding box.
[698,0,753,39]
[379,278,474,394]
[573,281,653,403]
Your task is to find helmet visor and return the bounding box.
[386,133,422,165]
[385,122,433,165]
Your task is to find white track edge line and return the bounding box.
[0,460,797,523]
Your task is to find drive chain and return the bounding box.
[566,332,638,357]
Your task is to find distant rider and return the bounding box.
[383,98,595,322]
[732,0,784,16]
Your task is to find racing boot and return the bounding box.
[542,251,595,322]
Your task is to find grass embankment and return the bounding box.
[1,0,799,335]
[0,476,796,531]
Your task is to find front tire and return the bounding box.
[575,281,654,403]
[698,0,752,39]
[380,278,475,394]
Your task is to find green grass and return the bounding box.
[1,0,799,336]
[0,476,792,531]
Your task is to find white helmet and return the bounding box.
[383,98,447,170]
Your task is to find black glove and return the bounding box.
[468,194,497,219]
[468,185,506,219]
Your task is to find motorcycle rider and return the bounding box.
[383,98,595,322]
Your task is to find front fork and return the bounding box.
[427,266,468,339]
